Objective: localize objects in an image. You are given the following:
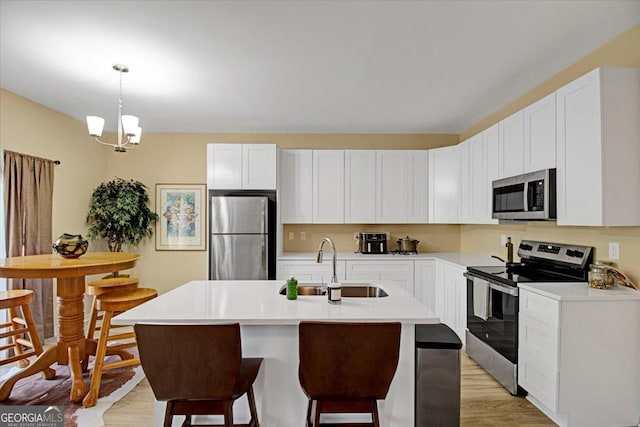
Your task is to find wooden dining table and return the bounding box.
[0,252,140,403]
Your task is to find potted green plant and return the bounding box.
[86,178,159,252]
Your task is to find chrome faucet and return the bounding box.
[316,237,338,284]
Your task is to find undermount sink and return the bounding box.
[278,283,388,298]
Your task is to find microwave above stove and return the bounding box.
[492,168,556,221]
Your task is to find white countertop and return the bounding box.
[112,280,439,325]
[519,282,640,301]
[278,252,503,268]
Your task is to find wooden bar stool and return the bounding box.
[0,290,55,378]
[298,321,401,427]
[135,323,262,427]
[82,287,157,408]
[82,276,139,371]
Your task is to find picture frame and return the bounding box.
[155,183,206,251]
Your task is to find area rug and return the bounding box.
[0,354,145,427]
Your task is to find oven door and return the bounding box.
[465,273,519,364]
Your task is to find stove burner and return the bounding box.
[390,249,418,255]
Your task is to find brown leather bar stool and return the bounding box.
[81,276,139,371]
[298,321,402,427]
[135,323,262,427]
[82,287,157,408]
[0,290,55,379]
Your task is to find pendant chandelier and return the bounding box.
[86,64,142,152]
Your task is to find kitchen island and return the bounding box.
[113,279,438,426]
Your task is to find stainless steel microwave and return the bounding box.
[492,168,556,220]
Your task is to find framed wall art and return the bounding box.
[155,183,206,251]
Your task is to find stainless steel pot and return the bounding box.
[397,236,419,252]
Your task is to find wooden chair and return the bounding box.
[298,321,402,427]
[82,287,157,408]
[0,290,55,378]
[81,276,139,371]
[135,323,262,427]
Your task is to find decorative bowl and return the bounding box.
[53,233,89,258]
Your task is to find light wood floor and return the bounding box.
[103,350,556,426]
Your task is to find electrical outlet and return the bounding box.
[609,242,620,260]
[300,232,306,241]
[288,232,294,240]
[354,232,360,241]
[500,235,508,246]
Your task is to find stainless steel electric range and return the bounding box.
[464,240,593,395]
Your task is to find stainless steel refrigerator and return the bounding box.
[209,195,275,280]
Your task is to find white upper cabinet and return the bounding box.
[523,92,556,173]
[556,67,640,226]
[458,139,472,223]
[460,133,494,224]
[344,150,376,223]
[469,134,488,222]
[279,150,312,223]
[498,110,524,178]
[207,143,277,190]
[313,150,345,224]
[408,150,429,223]
[376,150,410,223]
[428,145,459,224]
[207,144,242,189]
[483,124,500,224]
[242,144,277,189]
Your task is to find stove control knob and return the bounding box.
[573,250,584,258]
[566,249,576,257]
[519,243,533,251]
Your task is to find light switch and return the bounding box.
[288,232,294,240]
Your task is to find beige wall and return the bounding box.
[0,89,107,245]
[459,24,640,141]
[284,224,460,254]
[458,24,640,284]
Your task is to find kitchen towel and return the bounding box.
[473,278,490,321]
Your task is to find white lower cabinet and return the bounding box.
[413,260,436,312]
[276,260,346,282]
[518,288,640,427]
[434,261,466,343]
[345,260,414,295]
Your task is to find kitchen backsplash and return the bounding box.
[282,224,460,254]
[283,222,640,287]
[460,222,640,285]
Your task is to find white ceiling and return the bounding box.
[1,1,638,134]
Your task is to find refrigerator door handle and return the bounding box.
[262,235,267,271]
[261,199,266,234]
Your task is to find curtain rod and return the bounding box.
[3,150,60,165]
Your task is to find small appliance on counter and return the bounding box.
[393,235,420,255]
[356,232,388,254]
